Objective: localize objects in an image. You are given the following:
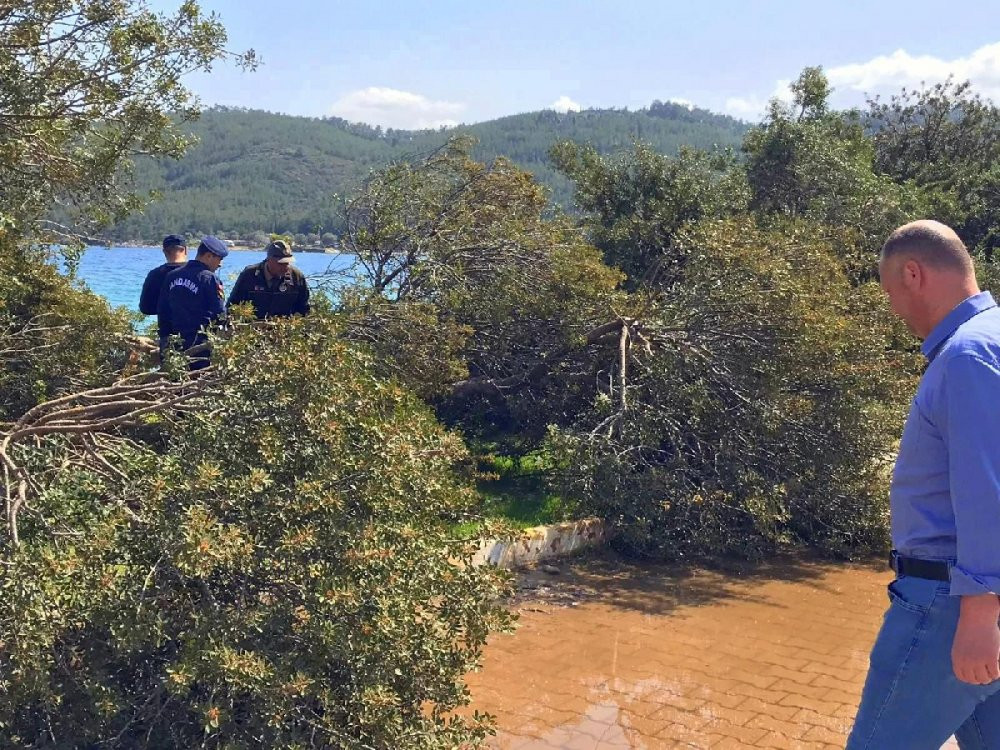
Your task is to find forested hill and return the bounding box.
[114,102,748,242]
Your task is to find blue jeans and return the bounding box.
[848,576,1000,749]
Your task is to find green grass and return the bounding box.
[451,447,579,538]
[478,485,573,528]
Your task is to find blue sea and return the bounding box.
[69,246,354,317]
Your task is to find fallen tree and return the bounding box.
[0,315,513,748]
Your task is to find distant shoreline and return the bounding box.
[101,243,339,254]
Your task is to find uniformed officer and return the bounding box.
[227,239,310,319]
[139,234,188,315]
[156,236,229,369]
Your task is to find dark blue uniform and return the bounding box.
[156,259,226,364]
[139,262,185,315]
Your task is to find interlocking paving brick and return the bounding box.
[755,731,818,749]
[469,554,960,749]
[775,692,842,715]
[789,707,852,733]
[746,713,810,739]
[737,697,801,723]
[801,723,850,745]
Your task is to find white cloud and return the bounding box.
[549,95,582,113]
[723,95,768,121]
[725,42,1000,122]
[330,87,464,130]
[771,78,793,103]
[825,42,1000,101]
[668,97,694,110]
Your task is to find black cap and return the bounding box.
[162,234,186,250]
[265,239,294,264]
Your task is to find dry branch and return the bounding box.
[449,318,646,401]
[1,368,218,547]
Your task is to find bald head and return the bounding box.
[881,220,973,277]
[879,220,980,339]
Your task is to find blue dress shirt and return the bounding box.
[891,291,1000,596]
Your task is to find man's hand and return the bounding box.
[952,593,1000,684]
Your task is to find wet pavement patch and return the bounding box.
[467,552,958,749]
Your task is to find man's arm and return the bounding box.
[139,268,159,315]
[942,353,1000,683]
[295,272,310,315]
[227,268,250,308]
[156,277,173,338]
[205,272,226,322]
[952,594,1000,684]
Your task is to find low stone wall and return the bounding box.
[471,517,607,569]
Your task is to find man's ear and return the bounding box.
[902,258,923,289]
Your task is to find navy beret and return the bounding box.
[197,235,229,258]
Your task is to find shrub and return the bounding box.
[548,218,920,560]
[0,241,136,421]
[0,313,513,748]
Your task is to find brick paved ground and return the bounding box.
[467,554,961,749]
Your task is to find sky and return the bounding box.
[161,0,1000,128]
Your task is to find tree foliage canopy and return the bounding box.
[337,140,625,441]
[546,217,917,558]
[866,78,1000,255]
[551,140,747,287]
[0,0,254,244]
[539,67,942,558]
[742,82,932,281]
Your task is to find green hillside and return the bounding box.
[112,102,748,242]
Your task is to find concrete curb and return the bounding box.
[471,517,607,569]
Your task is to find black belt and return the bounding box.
[889,550,950,582]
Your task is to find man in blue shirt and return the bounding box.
[157,236,228,370]
[138,234,188,315]
[848,220,1000,749]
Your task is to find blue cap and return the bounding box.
[162,234,186,250]
[197,235,229,258]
